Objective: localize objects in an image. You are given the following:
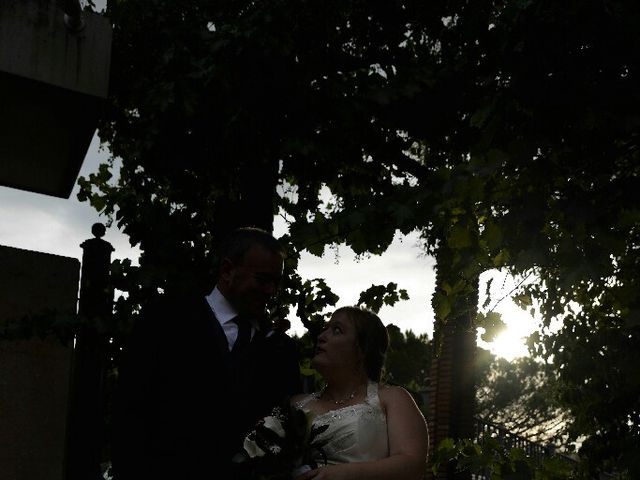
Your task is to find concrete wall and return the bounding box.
[0,245,80,480]
[0,0,112,98]
[0,0,112,197]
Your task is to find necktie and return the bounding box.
[232,315,251,355]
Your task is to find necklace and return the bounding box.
[320,385,358,405]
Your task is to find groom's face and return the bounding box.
[219,243,284,317]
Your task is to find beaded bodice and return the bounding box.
[295,381,389,465]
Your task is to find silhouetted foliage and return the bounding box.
[79,0,640,476]
[385,325,431,407]
[476,348,566,447]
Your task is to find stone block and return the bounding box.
[0,244,80,480]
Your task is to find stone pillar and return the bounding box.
[426,323,476,480]
[426,242,478,480]
[65,223,114,480]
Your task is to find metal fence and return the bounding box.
[474,417,555,461]
[471,417,582,480]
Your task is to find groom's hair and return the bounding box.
[335,306,389,382]
[219,227,285,265]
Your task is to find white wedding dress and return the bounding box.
[295,381,389,465]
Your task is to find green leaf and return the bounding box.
[434,295,451,321]
[470,104,493,128]
[513,293,532,309]
[483,222,503,251]
[357,282,409,313]
[492,250,510,267]
[90,194,107,213]
[487,148,509,165]
[437,437,456,452]
[448,224,473,249]
[477,311,506,342]
[482,277,494,309]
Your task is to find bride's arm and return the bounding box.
[297,385,429,480]
[380,385,429,478]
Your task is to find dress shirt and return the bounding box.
[205,286,258,351]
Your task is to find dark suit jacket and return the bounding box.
[111,294,301,480]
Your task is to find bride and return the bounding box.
[292,306,429,480]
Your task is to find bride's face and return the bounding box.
[312,311,362,374]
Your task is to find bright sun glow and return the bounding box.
[478,271,541,361]
[478,301,538,361]
[487,329,530,361]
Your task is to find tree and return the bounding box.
[80,0,639,477]
[385,329,567,448]
[385,325,431,402]
[386,330,566,448]
[447,1,640,475]
[80,0,432,325]
[383,1,640,476]
[476,348,567,446]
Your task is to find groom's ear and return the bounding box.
[218,257,235,285]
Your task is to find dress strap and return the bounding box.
[366,381,381,406]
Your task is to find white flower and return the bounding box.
[269,445,282,455]
[263,415,286,438]
[243,435,266,458]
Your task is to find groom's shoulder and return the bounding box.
[143,292,205,313]
[262,329,300,356]
[135,292,207,332]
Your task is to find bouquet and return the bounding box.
[233,404,329,479]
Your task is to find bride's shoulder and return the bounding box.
[377,383,420,408]
[377,382,407,394]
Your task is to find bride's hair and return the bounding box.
[334,306,389,382]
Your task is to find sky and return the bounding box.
[1,0,539,359]
[0,132,538,359]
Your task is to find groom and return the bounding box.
[112,227,301,480]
